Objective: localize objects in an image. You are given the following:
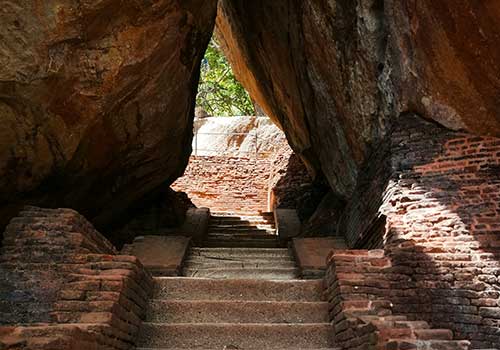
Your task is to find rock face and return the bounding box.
[0,0,218,238]
[216,0,500,199]
[192,116,285,157]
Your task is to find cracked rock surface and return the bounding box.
[217,0,500,198]
[0,0,217,238]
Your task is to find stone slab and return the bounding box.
[127,236,191,276]
[146,300,329,323]
[274,209,301,241]
[138,323,335,349]
[153,277,325,302]
[176,208,210,245]
[292,237,344,275]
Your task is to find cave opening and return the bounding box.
[172,29,317,224]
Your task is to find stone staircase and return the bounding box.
[134,211,471,349]
[136,278,336,349]
[204,212,281,248]
[136,211,337,349]
[183,212,294,279]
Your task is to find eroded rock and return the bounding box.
[216,0,500,199]
[0,0,218,240]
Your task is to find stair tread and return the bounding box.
[207,232,276,236]
[206,233,277,237]
[190,247,289,252]
[182,268,298,280]
[146,300,329,323]
[206,235,278,239]
[209,225,275,228]
[385,339,470,348]
[148,300,329,305]
[187,256,293,261]
[153,277,325,301]
[138,323,335,349]
[203,242,283,248]
[209,226,275,229]
[184,262,296,269]
[138,348,340,350]
[183,267,298,271]
[186,256,293,260]
[210,216,274,221]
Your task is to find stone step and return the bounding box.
[208,225,276,233]
[384,339,470,350]
[208,230,277,236]
[210,219,275,226]
[184,259,296,269]
[137,323,335,349]
[208,230,276,236]
[146,300,329,323]
[210,220,275,225]
[208,218,276,228]
[189,247,292,258]
[208,224,275,229]
[203,237,279,242]
[185,255,294,264]
[138,348,339,350]
[153,277,325,302]
[207,231,277,236]
[182,267,298,280]
[203,239,282,248]
[211,214,274,219]
[210,211,274,218]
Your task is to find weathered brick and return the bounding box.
[0,207,154,349]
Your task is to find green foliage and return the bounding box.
[196,37,255,116]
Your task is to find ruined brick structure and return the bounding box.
[268,145,313,210]
[324,250,471,349]
[172,156,272,212]
[331,115,500,349]
[172,146,311,213]
[0,207,153,349]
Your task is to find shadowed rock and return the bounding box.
[0,0,218,239]
[216,0,500,199]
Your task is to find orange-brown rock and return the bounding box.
[0,0,218,237]
[216,0,500,198]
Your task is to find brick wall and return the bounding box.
[172,149,312,213]
[0,207,153,350]
[324,249,471,349]
[172,156,272,212]
[337,114,500,348]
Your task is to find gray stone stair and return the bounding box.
[183,247,295,279]
[184,258,296,269]
[203,238,282,248]
[153,277,325,301]
[138,276,335,349]
[137,323,335,349]
[136,212,336,349]
[203,212,281,248]
[183,266,299,279]
[146,300,330,323]
[189,247,292,258]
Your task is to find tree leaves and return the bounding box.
[196,37,255,116]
